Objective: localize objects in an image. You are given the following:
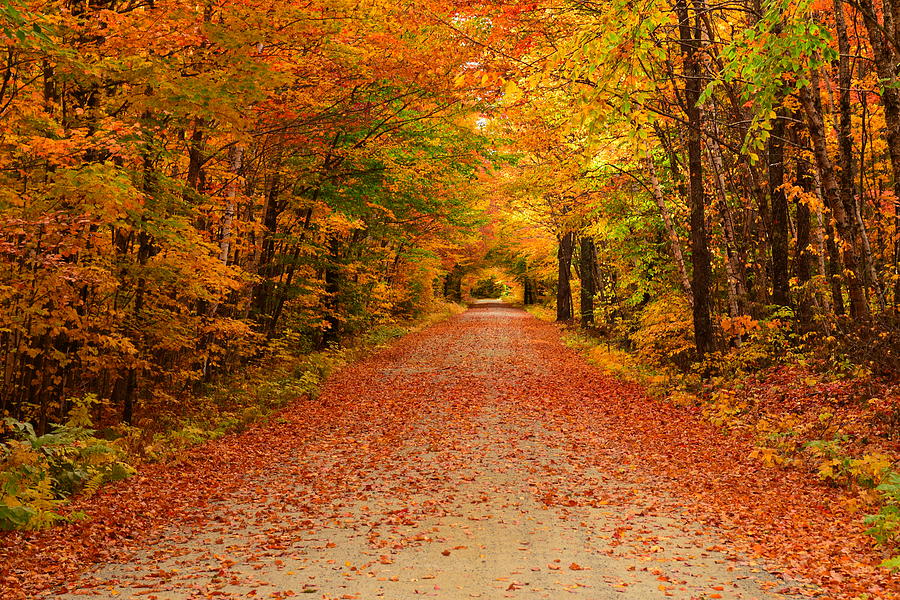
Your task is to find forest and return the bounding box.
[1,0,900,596]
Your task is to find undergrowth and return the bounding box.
[1,395,135,530]
[0,302,464,531]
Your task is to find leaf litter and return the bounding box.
[1,304,897,599]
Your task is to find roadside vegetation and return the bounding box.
[1,302,463,531]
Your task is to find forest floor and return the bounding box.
[1,303,897,599]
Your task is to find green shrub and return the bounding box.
[865,471,900,568]
[1,408,135,530]
[362,324,408,347]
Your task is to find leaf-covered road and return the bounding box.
[3,304,897,599]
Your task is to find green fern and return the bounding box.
[0,415,135,530]
[81,471,105,498]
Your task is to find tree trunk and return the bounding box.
[523,276,535,305]
[251,174,283,325]
[675,0,714,356]
[646,158,692,301]
[444,265,463,302]
[804,164,836,314]
[704,135,748,315]
[833,0,886,312]
[556,231,575,322]
[799,71,868,319]
[856,0,900,312]
[320,237,343,348]
[794,155,816,328]
[768,108,790,307]
[185,120,205,195]
[219,145,243,265]
[579,236,596,325]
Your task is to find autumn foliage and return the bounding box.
[0,0,492,433]
[1,0,900,594]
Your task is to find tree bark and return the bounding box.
[320,237,343,348]
[794,156,816,328]
[523,275,535,305]
[799,71,868,319]
[704,136,747,315]
[185,120,205,195]
[646,158,693,301]
[556,231,575,322]
[855,0,900,311]
[579,236,596,325]
[219,145,243,265]
[833,0,886,311]
[444,265,463,302]
[768,108,790,307]
[675,0,714,356]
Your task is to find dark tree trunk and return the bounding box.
[121,368,137,425]
[579,236,596,325]
[769,108,790,307]
[556,231,575,322]
[320,237,342,349]
[849,0,900,312]
[523,277,535,305]
[675,0,714,356]
[825,222,846,316]
[833,0,878,304]
[443,265,463,302]
[185,121,204,195]
[122,231,154,423]
[251,175,283,326]
[833,0,859,228]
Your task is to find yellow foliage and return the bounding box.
[630,293,694,367]
[818,458,844,481]
[750,447,786,468]
[851,454,894,487]
[587,346,635,377]
[703,389,749,428]
[669,391,699,408]
[812,450,893,489]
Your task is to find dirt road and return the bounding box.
[4,304,894,599]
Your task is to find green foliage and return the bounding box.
[803,437,847,461]
[0,0,491,449]
[864,472,900,558]
[470,276,509,299]
[361,324,409,348]
[0,0,50,43]
[881,556,900,572]
[0,406,135,530]
[702,310,803,379]
[805,440,892,489]
[798,441,900,565]
[705,0,837,154]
